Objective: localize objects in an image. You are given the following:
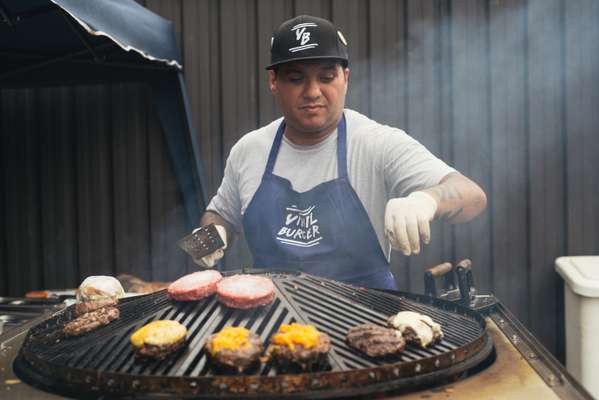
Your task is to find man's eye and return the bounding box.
[288,75,303,82]
[320,75,334,82]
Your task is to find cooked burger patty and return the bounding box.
[135,337,186,360]
[205,327,263,372]
[168,270,223,301]
[74,298,118,317]
[130,320,187,360]
[216,275,275,309]
[387,311,444,348]
[63,306,120,337]
[266,324,330,371]
[346,324,406,357]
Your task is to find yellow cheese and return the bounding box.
[209,326,253,353]
[130,320,187,348]
[272,323,320,350]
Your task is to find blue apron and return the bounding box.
[242,114,396,290]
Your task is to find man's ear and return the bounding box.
[343,67,350,84]
[268,70,278,95]
[341,67,350,96]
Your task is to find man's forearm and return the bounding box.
[200,211,236,246]
[422,172,487,224]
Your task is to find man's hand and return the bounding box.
[192,225,228,268]
[384,191,438,256]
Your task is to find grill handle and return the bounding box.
[424,258,497,313]
[455,259,474,306]
[424,262,454,298]
[424,259,475,306]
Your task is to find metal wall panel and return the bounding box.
[0,89,5,296]
[2,89,43,293]
[565,0,599,256]
[403,0,451,294]
[256,0,293,125]
[110,84,152,280]
[218,0,259,268]
[2,0,599,360]
[489,0,529,326]
[38,87,79,289]
[450,0,493,294]
[73,86,114,279]
[332,0,369,116]
[527,0,567,359]
[181,0,223,196]
[368,0,410,289]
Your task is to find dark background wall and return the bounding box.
[1,0,598,360]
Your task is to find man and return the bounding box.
[192,15,486,290]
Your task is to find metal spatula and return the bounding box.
[177,223,225,260]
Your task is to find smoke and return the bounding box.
[340,0,599,298]
[342,0,593,160]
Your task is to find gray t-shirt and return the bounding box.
[207,108,455,258]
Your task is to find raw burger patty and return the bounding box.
[168,270,223,301]
[216,275,275,309]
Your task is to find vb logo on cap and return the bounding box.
[290,22,318,52]
[266,15,349,70]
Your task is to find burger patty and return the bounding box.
[218,291,275,309]
[216,275,275,309]
[130,320,188,360]
[387,311,444,348]
[168,270,223,301]
[135,337,186,360]
[206,331,263,372]
[63,306,120,337]
[267,332,331,371]
[74,298,118,317]
[346,324,406,357]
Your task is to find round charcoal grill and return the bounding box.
[14,272,494,399]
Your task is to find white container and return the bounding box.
[555,256,599,399]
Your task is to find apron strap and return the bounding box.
[337,113,348,179]
[265,120,286,175]
[264,113,348,178]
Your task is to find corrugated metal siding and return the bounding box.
[1,0,598,359]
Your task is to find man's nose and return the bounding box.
[303,78,321,99]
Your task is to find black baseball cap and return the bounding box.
[266,15,349,70]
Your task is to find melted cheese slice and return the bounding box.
[209,326,252,353]
[388,311,443,347]
[130,320,187,348]
[272,323,321,350]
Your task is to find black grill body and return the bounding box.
[14,272,493,398]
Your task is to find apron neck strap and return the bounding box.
[265,113,348,178]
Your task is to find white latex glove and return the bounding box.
[192,225,227,268]
[384,191,438,256]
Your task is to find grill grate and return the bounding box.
[15,272,493,399]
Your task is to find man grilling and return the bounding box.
[192,15,487,290]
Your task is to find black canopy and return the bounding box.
[0,0,207,227]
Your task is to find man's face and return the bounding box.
[268,60,349,136]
